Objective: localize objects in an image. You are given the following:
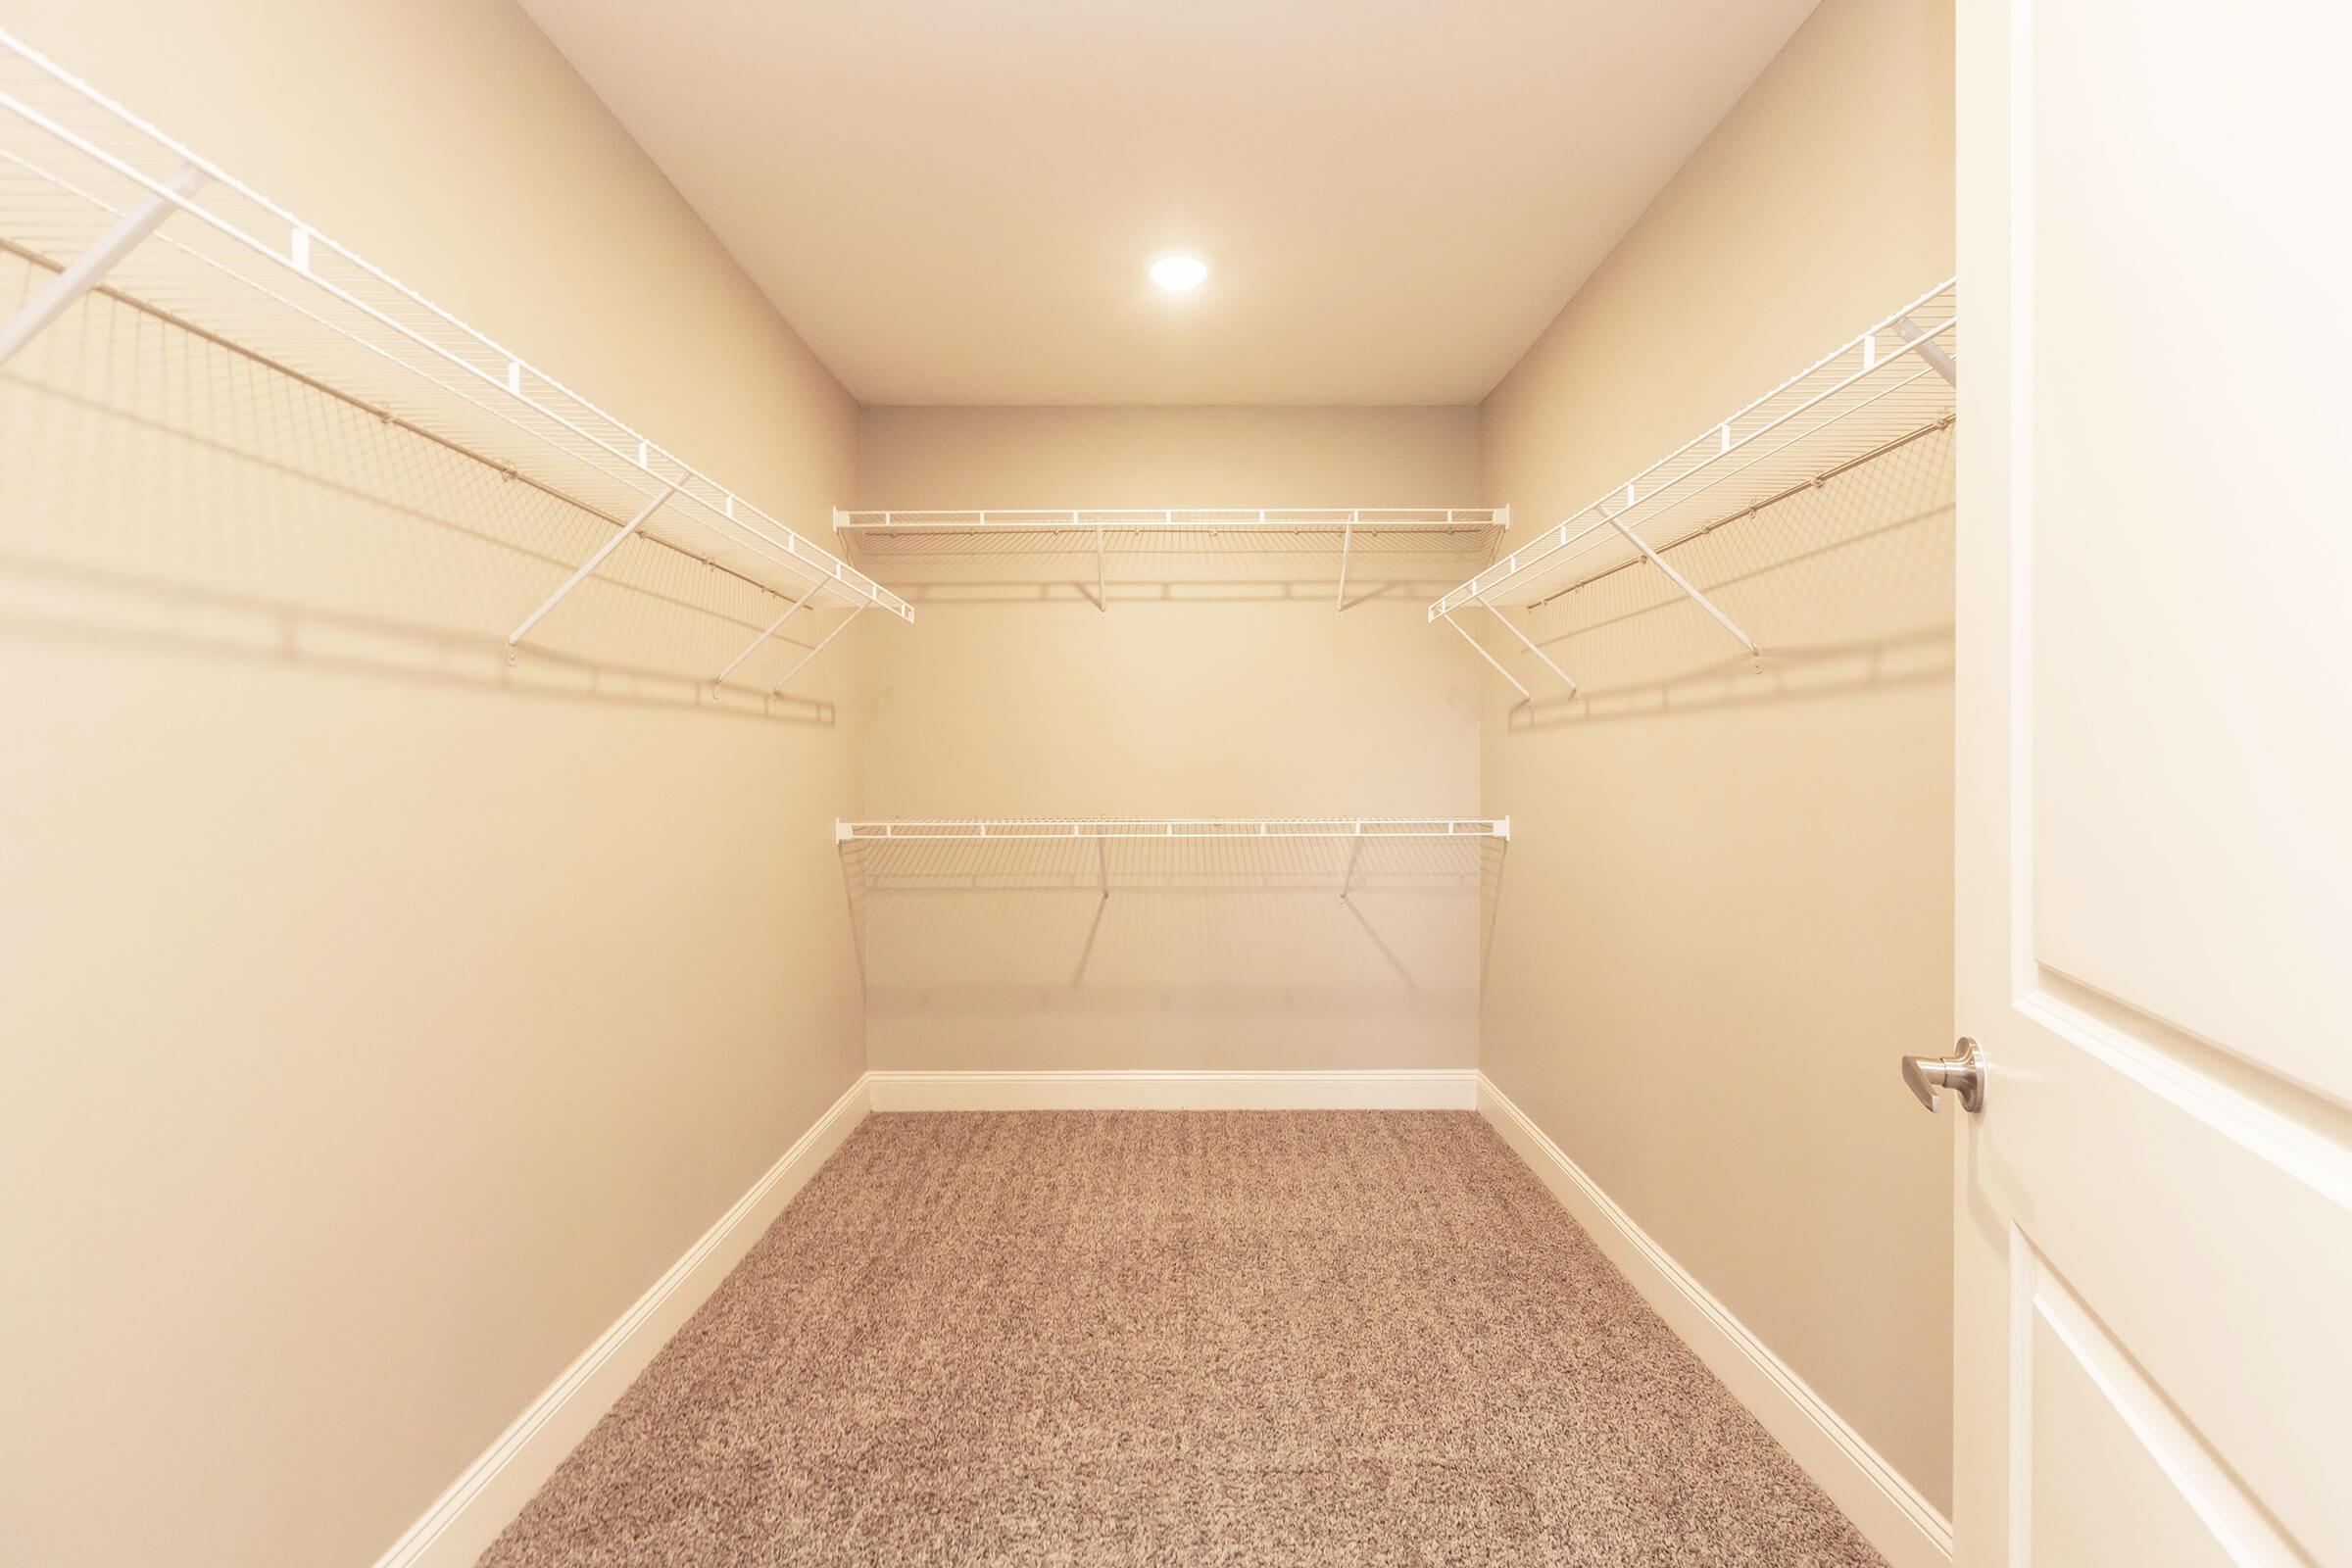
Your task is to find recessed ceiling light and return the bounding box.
[1150,254,1208,292]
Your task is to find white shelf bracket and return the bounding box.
[1891,314,1958,386]
[1096,522,1105,613]
[1336,517,1354,612]
[713,571,827,686]
[508,483,677,650]
[1598,505,1761,658]
[1339,833,1365,903]
[771,603,863,695]
[1475,594,1578,696]
[1443,611,1530,700]
[0,162,206,368]
[1095,836,1108,901]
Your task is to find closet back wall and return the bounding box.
[0,2,863,1565]
[854,407,1484,1074]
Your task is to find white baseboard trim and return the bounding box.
[868,1067,1480,1111]
[370,1072,872,1568]
[1475,1073,1953,1568]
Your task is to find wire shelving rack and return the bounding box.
[837,817,1507,908]
[1432,279,1957,698]
[834,508,1507,611]
[0,28,909,689]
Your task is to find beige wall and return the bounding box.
[854,407,1488,1071]
[1475,0,1957,1517]
[0,3,866,1565]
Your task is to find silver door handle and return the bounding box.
[1901,1037,1984,1114]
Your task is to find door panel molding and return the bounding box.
[2009,1227,2311,1566]
[2018,982,2352,1207]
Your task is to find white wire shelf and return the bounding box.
[1431,279,1956,695]
[0,29,911,661]
[837,819,1506,923]
[834,508,1506,611]
[838,817,1508,842]
[839,507,1503,541]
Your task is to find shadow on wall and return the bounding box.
[0,252,846,721]
[845,833,1503,1025]
[1500,423,1957,727]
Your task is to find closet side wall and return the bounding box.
[1476,0,1957,1515]
[854,406,1485,1074]
[0,3,864,1565]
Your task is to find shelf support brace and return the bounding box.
[1443,611,1530,700]
[1096,836,1109,901]
[1890,315,1958,386]
[509,483,676,650]
[1096,523,1106,613]
[772,604,863,694]
[1336,518,1354,612]
[1340,833,1365,903]
[714,571,826,686]
[1474,595,1578,696]
[0,164,207,368]
[1599,506,1760,657]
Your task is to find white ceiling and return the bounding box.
[519,0,1818,406]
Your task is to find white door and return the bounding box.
[1951,3,2352,1565]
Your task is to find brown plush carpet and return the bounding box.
[478,1111,1885,1567]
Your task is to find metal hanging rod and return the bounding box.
[0,27,912,674]
[837,817,1510,842]
[1432,278,1958,698]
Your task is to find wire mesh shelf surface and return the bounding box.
[835,508,1506,567]
[0,29,909,622]
[839,817,1510,842]
[1431,280,1957,619]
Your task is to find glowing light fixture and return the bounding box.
[1149,254,1208,292]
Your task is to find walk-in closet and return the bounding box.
[4,2,2345,1565]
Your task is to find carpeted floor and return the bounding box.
[478,1111,1885,1567]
